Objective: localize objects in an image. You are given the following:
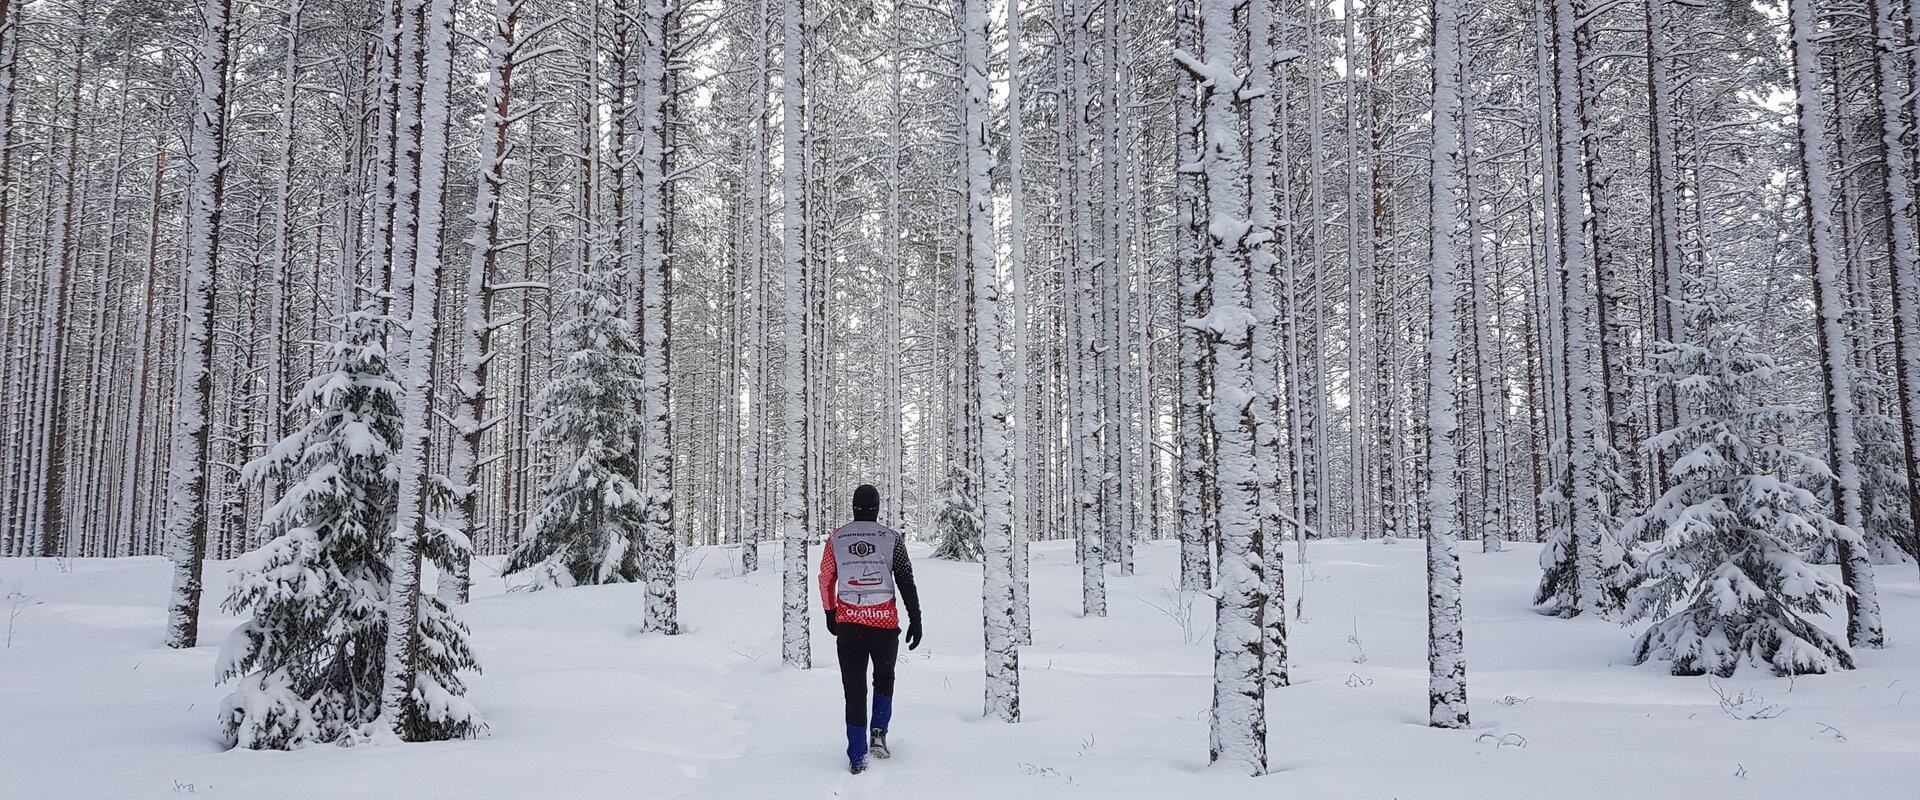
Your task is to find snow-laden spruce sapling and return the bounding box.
[218,311,482,748]
[503,258,646,588]
[1623,276,1856,677]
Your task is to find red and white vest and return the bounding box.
[819,521,902,629]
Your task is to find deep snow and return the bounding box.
[2,539,1914,799]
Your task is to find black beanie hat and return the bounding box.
[853,484,881,522]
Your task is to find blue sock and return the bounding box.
[846,724,867,765]
[871,694,893,733]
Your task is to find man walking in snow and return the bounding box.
[819,484,923,774]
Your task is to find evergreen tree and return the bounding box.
[1531,367,1641,617]
[218,311,481,748]
[400,578,486,741]
[504,260,647,588]
[932,466,984,562]
[1850,375,1915,565]
[1624,277,1856,677]
[1534,443,1638,616]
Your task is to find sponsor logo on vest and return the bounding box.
[834,523,900,620]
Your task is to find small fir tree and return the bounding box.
[504,259,646,587]
[932,463,984,562]
[218,311,481,748]
[399,503,485,742]
[1533,443,1638,617]
[1624,276,1856,677]
[1850,374,1916,564]
[397,586,486,741]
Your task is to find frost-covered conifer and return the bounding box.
[1534,446,1637,616]
[1625,278,1856,677]
[1850,376,1915,564]
[504,259,647,588]
[933,465,984,562]
[219,311,480,748]
[218,312,399,748]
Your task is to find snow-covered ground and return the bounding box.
[2,539,1914,799]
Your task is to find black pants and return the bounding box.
[835,625,899,727]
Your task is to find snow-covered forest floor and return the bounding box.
[3,539,1914,799]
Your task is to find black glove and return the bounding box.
[905,618,923,650]
[824,609,838,636]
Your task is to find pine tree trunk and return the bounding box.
[1342,0,1367,542]
[164,0,231,649]
[36,27,87,559]
[1426,0,1470,728]
[1064,0,1106,617]
[1368,10,1397,541]
[1180,0,1267,773]
[0,0,17,559]
[380,0,461,735]
[1545,0,1616,619]
[1303,0,1333,543]
[742,0,771,574]
[965,0,1019,721]
[441,0,524,606]
[638,0,679,635]
[1005,0,1033,645]
[778,0,812,669]
[1868,0,1920,574]
[1099,0,1132,578]
[1644,0,1684,500]
[1461,82,1504,553]
[1246,0,1288,690]
[1787,0,1884,648]
[116,150,166,557]
[1173,0,1211,591]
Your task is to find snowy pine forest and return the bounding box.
[1,0,1918,794]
